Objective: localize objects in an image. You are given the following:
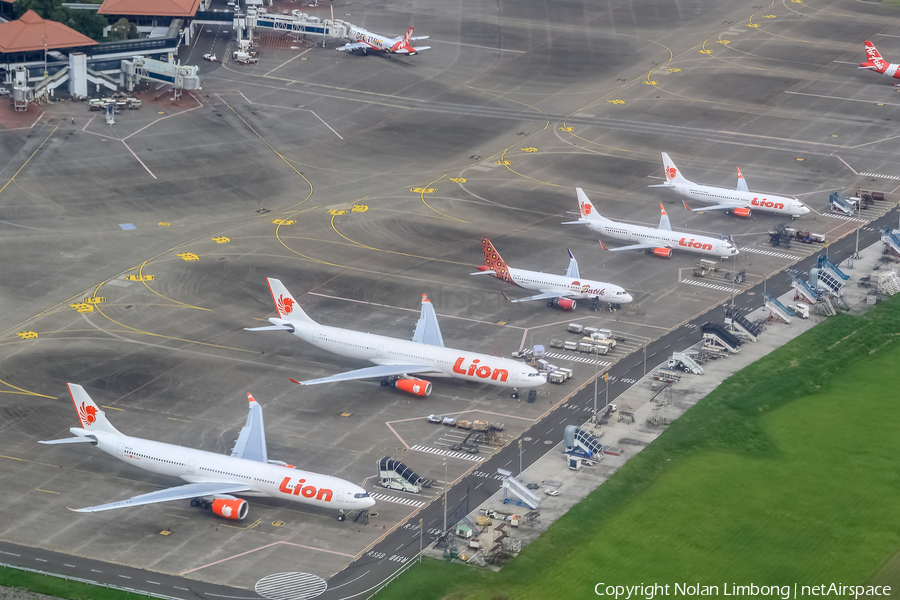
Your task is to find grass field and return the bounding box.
[0,568,135,599]
[376,297,900,600]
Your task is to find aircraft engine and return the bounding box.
[548,297,576,311]
[653,248,673,258]
[396,379,432,397]
[212,497,249,520]
[733,207,751,218]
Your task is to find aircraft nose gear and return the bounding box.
[337,509,346,522]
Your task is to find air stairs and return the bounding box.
[701,322,742,353]
[878,270,900,296]
[669,351,704,375]
[810,255,848,296]
[881,229,900,259]
[791,274,819,305]
[764,293,794,324]
[500,474,541,510]
[377,456,424,493]
[563,425,622,460]
[816,296,837,316]
[829,192,856,216]
[724,306,763,342]
[819,255,850,282]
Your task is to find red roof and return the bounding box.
[98,0,201,17]
[0,10,97,53]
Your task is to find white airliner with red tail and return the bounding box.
[860,40,900,80]
[40,384,374,521]
[337,26,430,55]
[472,238,633,310]
[563,188,738,259]
[246,278,546,397]
[649,152,808,219]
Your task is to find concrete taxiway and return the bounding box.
[2,0,900,597]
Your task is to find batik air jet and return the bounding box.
[337,26,430,56]
[40,384,374,521]
[472,238,633,311]
[564,188,738,259]
[650,152,809,219]
[860,41,900,81]
[246,278,546,397]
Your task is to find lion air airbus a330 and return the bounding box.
[337,26,430,55]
[472,238,633,311]
[859,40,900,81]
[563,188,738,259]
[649,152,809,219]
[246,278,546,397]
[40,384,374,521]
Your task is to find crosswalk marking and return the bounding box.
[369,492,426,508]
[543,351,612,366]
[859,172,900,181]
[823,212,862,221]
[410,444,484,462]
[740,246,800,259]
[682,279,734,292]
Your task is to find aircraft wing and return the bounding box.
[411,294,444,347]
[736,167,749,192]
[230,394,267,463]
[565,249,580,279]
[684,202,737,212]
[337,42,369,52]
[602,242,663,252]
[70,482,253,513]
[502,291,566,304]
[290,364,434,386]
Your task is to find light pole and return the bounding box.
[731,252,736,309]
[518,438,523,475]
[442,457,447,538]
[418,517,423,562]
[854,201,861,260]
[643,343,647,377]
[605,372,609,409]
[592,355,598,425]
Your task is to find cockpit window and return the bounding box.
[354,492,369,498]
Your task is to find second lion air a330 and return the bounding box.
[473,238,633,311]
[246,278,546,397]
[337,26,430,56]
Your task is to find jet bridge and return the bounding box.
[764,293,794,324]
[122,56,200,97]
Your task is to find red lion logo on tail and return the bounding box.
[276,294,294,316]
[581,202,591,215]
[666,166,677,180]
[78,402,97,426]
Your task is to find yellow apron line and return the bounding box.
[136,260,211,311]
[0,378,56,398]
[0,124,59,196]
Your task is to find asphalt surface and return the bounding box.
[2,0,900,597]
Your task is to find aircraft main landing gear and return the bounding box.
[337,510,346,522]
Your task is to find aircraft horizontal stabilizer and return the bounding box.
[648,183,674,188]
[244,324,295,332]
[561,220,589,225]
[39,436,96,445]
[470,270,496,275]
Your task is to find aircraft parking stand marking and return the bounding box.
[368,493,426,508]
[858,172,900,181]
[543,352,612,366]
[410,445,483,462]
[740,247,803,259]
[681,280,736,292]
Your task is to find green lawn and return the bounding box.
[377,298,900,599]
[0,568,136,600]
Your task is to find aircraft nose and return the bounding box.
[622,293,634,304]
[364,497,376,508]
[800,205,810,214]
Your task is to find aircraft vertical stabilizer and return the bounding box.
[67,383,122,436]
[266,278,316,324]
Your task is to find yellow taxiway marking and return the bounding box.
[221,517,262,531]
[167,417,190,423]
[0,379,55,399]
[102,405,124,411]
[0,125,59,197]
[36,489,60,495]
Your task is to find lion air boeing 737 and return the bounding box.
[859,40,900,80]
[40,384,374,521]
[246,278,546,397]
[337,26,430,55]
[563,188,738,259]
[649,152,809,219]
[472,238,633,310]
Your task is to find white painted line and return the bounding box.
[369,492,426,508]
[410,444,483,462]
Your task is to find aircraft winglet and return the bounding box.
[599,240,608,251]
[659,203,668,216]
[567,248,574,259]
[248,393,256,404]
[288,378,303,385]
[421,294,431,304]
[501,291,512,302]
[682,200,692,211]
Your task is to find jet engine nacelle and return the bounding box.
[653,248,673,258]
[733,207,751,218]
[547,297,576,311]
[212,497,249,520]
[396,378,432,397]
